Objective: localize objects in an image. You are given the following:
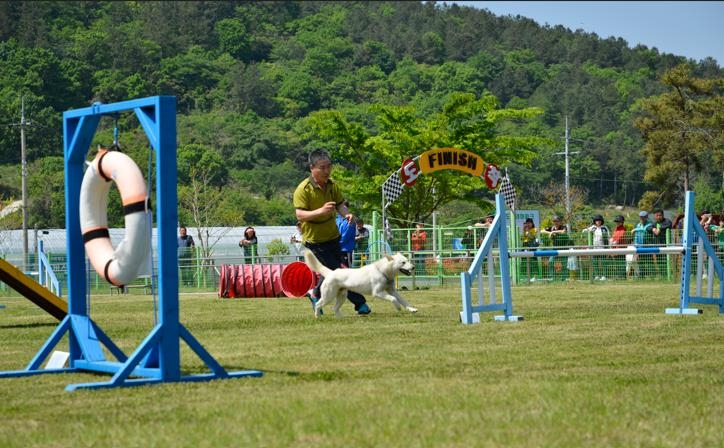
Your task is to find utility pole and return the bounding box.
[554,116,579,230]
[563,116,571,220]
[0,96,39,271]
[20,97,30,271]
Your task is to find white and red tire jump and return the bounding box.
[79,149,151,287]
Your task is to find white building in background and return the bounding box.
[0,226,297,265]
[0,225,373,267]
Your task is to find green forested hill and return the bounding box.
[0,1,721,229]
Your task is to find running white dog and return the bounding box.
[304,251,418,318]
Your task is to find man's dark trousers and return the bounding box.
[305,238,366,311]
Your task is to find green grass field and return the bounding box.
[1,283,723,447]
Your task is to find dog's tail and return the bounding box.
[304,250,333,277]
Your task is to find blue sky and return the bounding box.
[458,1,723,65]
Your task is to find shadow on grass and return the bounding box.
[200,365,349,382]
[0,321,58,330]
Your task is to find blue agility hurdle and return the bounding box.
[460,191,723,324]
[460,193,519,323]
[665,191,724,315]
[0,96,262,390]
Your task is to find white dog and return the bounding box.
[304,251,418,318]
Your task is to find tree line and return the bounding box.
[0,1,721,233]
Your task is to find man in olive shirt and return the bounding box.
[293,150,370,315]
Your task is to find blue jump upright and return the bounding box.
[460,194,521,323]
[666,191,724,315]
[461,191,723,324]
[0,96,262,390]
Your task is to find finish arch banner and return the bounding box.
[418,147,484,177]
[382,147,507,209]
[418,147,502,189]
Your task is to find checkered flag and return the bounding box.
[499,173,516,211]
[382,171,404,208]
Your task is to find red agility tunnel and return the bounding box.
[280,261,319,298]
[218,264,286,298]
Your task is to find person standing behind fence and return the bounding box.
[706,214,724,264]
[293,149,370,315]
[700,212,717,272]
[609,215,628,280]
[336,204,356,268]
[540,216,571,281]
[462,226,475,251]
[239,226,258,264]
[290,221,304,261]
[411,222,428,273]
[178,226,195,287]
[582,215,610,281]
[651,209,672,278]
[480,215,494,227]
[632,211,653,278]
[354,218,369,266]
[520,218,540,282]
[651,209,672,245]
[474,214,495,246]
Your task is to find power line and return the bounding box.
[569,175,652,186]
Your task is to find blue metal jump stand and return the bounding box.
[460,193,521,324]
[0,96,262,390]
[666,191,724,315]
[459,190,722,323]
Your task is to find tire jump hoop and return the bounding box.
[79,148,151,286]
[0,97,262,391]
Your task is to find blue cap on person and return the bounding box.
[639,211,648,218]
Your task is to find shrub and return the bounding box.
[266,238,290,256]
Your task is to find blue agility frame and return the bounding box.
[0,96,262,390]
[461,191,723,324]
[460,194,520,323]
[666,191,724,315]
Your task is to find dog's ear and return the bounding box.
[385,254,393,261]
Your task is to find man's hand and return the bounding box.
[297,201,344,223]
[321,201,337,214]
